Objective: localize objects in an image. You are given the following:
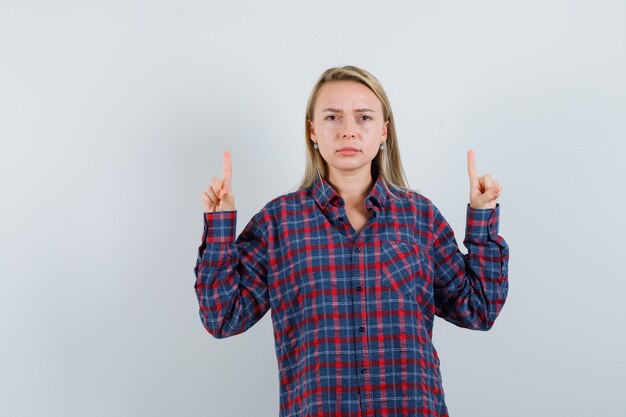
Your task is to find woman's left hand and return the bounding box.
[467,149,502,209]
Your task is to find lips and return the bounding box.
[337,147,360,156]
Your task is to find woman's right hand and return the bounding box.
[201,151,236,212]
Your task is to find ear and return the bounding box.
[382,120,389,141]
[308,119,317,141]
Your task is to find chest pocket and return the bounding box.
[378,240,428,295]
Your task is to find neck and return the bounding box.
[327,167,374,207]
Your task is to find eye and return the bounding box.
[325,115,338,121]
[360,115,372,121]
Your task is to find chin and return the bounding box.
[329,160,370,173]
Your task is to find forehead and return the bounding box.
[315,80,382,111]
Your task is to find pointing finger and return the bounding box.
[467,149,478,183]
[222,151,232,189]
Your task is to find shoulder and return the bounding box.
[243,188,312,244]
[264,187,311,211]
[249,187,313,224]
[387,187,451,235]
[390,186,436,213]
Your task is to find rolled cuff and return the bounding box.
[202,211,237,244]
[465,203,500,241]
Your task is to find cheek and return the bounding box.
[365,143,381,159]
[324,123,341,134]
[312,121,329,134]
[358,120,382,137]
[363,125,384,143]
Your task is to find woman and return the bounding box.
[195,66,509,417]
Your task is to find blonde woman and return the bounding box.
[195,66,509,417]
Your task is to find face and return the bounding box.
[309,80,388,179]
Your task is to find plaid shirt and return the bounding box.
[194,174,509,417]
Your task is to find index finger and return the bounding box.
[222,150,232,189]
[467,149,478,182]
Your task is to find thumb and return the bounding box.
[218,185,236,211]
[219,185,234,202]
[481,183,500,202]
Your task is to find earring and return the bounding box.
[380,143,385,150]
[313,143,318,150]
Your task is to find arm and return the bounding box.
[193,210,270,338]
[432,203,509,330]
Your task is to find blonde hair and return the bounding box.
[297,66,410,194]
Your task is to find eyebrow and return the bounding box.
[321,108,376,113]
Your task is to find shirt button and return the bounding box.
[359,326,365,332]
[361,368,367,374]
[355,247,361,253]
[338,216,344,222]
[356,286,362,292]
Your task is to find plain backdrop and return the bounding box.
[1,1,625,416]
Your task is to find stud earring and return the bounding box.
[313,143,318,150]
[380,143,385,150]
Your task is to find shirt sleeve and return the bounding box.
[193,210,271,339]
[431,203,509,330]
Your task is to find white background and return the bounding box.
[1,1,624,416]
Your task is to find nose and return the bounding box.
[341,117,356,138]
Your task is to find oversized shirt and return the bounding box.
[194,174,509,417]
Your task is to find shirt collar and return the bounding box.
[311,173,390,215]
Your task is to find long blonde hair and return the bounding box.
[298,66,410,193]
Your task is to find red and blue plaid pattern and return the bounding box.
[194,174,509,417]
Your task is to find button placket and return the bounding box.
[353,242,370,399]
